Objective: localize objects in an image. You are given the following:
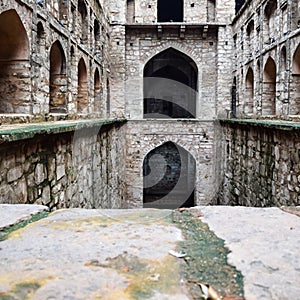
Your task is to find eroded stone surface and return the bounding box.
[0,204,49,230]
[0,209,189,300]
[199,206,300,300]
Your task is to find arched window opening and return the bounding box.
[143,142,196,209]
[49,41,67,113]
[59,0,68,23]
[264,0,277,44]
[127,0,135,23]
[281,46,287,71]
[94,68,101,112]
[262,57,276,115]
[94,19,100,50]
[37,22,45,43]
[0,10,30,114]
[291,1,300,31]
[37,22,46,54]
[207,0,216,22]
[144,48,197,118]
[77,58,88,113]
[245,68,254,114]
[231,77,237,118]
[106,78,110,115]
[291,45,300,114]
[78,0,88,44]
[157,0,183,22]
[246,20,254,57]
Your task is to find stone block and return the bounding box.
[57,164,66,181]
[7,166,23,183]
[34,163,45,185]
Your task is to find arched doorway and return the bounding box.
[49,41,67,113]
[157,0,183,22]
[245,67,254,114]
[77,58,88,113]
[143,142,196,209]
[94,68,101,112]
[262,57,276,115]
[0,9,30,114]
[291,44,300,115]
[143,48,197,118]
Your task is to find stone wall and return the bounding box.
[232,0,300,119]
[0,0,117,123]
[125,120,218,208]
[218,120,300,207]
[125,26,219,120]
[0,121,127,210]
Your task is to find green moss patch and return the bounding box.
[173,210,244,299]
[0,212,49,242]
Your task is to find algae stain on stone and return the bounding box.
[0,212,49,241]
[91,253,183,300]
[0,281,41,299]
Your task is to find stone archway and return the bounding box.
[143,47,198,118]
[0,9,30,114]
[77,58,88,113]
[291,44,300,115]
[262,57,276,115]
[245,67,254,114]
[143,141,196,209]
[49,40,67,113]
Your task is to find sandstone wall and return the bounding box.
[218,120,300,206]
[0,122,127,210]
[232,0,300,119]
[0,0,117,123]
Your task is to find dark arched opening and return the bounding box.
[157,0,183,22]
[0,9,30,114]
[77,58,88,113]
[263,57,276,115]
[94,68,101,112]
[245,67,254,114]
[143,142,196,209]
[144,48,197,118]
[49,41,67,113]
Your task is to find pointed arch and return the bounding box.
[262,57,276,115]
[143,141,195,209]
[281,46,287,71]
[78,0,88,43]
[94,68,101,112]
[245,67,254,114]
[0,9,31,113]
[77,58,88,113]
[49,41,67,113]
[264,0,277,44]
[143,47,198,118]
[157,0,183,22]
[290,44,300,114]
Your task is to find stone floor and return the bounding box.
[0,205,299,300]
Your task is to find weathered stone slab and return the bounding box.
[0,204,49,230]
[199,206,300,300]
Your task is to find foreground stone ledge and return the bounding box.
[0,118,126,142]
[220,118,300,131]
[0,204,49,230]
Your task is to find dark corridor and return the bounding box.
[144,48,197,119]
[143,142,196,209]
